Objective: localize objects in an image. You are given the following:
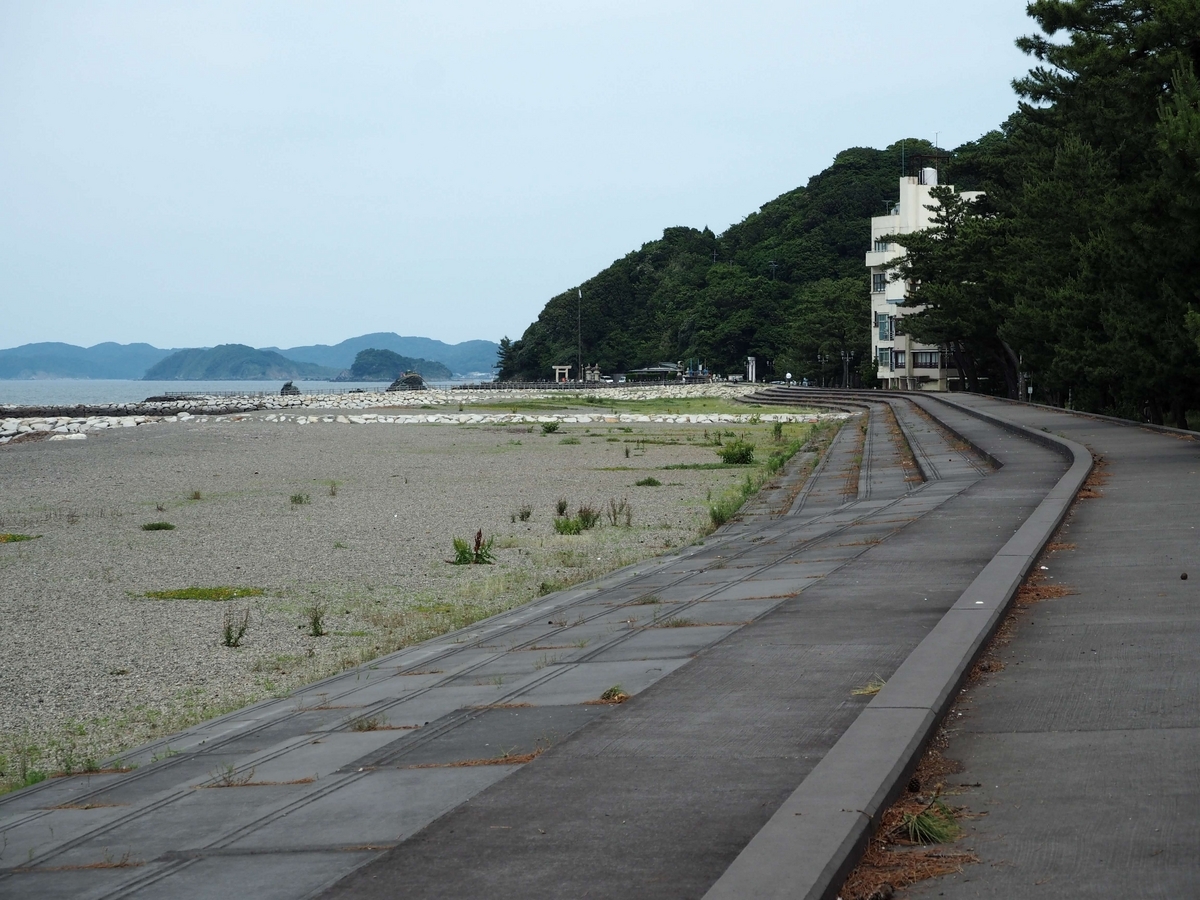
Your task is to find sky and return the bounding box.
[0,1,1036,350]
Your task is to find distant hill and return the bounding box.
[345,349,452,381]
[273,334,499,375]
[0,333,498,380]
[0,342,176,379]
[143,345,341,381]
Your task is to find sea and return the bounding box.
[0,379,484,407]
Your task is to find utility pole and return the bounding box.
[577,288,582,385]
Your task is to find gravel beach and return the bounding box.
[0,395,838,782]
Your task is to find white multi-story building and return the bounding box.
[867,168,981,390]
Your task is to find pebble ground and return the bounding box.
[0,409,820,778]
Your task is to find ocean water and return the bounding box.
[0,379,478,407]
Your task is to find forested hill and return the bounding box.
[143,345,340,380]
[498,140,941,383]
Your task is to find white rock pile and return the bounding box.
[0,412,196,444]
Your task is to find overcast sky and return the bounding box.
[1,1,1035,350]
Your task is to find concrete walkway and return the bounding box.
[0,392,1127,900]
[901,395,1200,898]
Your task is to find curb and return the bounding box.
[703,394,1092,900]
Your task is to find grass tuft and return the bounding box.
[553,517,583,536]
[718,439,755,465]
[306,604,327,637]
[0,533,38,543]
[290,493,311,506]
[145,586,265,601]
[141,522,175,531]
[634,476,661,487]
[901,799,962,844]
[222,608,250,648]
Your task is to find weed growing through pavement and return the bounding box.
[772,421,784,442]
[328,481,339,497]
[146,587,264,601]
[653,615,694,628]
[635,476,661,487]
[351,715,384,732]
[290,493,311,506]
[555,498,569,516]
[541,422,560,434]
[596,685,629,704]
[149,746,181,763]
[306,604,327,637]
[141,522,175,531]
[222,608,250,648]
[631,594,661,605]
[852,675,887,696]
[0,533,38,543]
[190,491,202,501]
[517,504,533,522]
[901,798,961,844]
[155,503,166,512]
[559,436,580,445]
[210,763,255,786]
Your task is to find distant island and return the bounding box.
[143,345,341,381]
[343,349,452,381]
[0,333,499,380]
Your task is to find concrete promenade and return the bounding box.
[903,395,1200,898]
[3,392,1189,898]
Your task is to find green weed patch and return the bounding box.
[144,587,266,601]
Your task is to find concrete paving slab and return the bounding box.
[0,866,152,900]
[244,732,408,783]
[122,851,379,900]
[363,705,609,767]
[703,578,806,601]
[906,728,1200,899]
[225,766,516,850]
[583,624,744,661]
[514,659,690,705]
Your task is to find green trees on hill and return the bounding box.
[348,349,452,381]
[503,1,1200,423]
[498,143,938,384]
[888,0,1200,422]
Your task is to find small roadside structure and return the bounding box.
[280,381,301,396]
[626,362,682,382]
[387,372,426,391]
[552,365,572,383]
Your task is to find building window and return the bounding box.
[890,315,902,337]
[913,351,940,369]
[873,239,892,252]
[876,312,891,340]
[872,273,888,293]
[877,347,890,368]
[892,350,906,369]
